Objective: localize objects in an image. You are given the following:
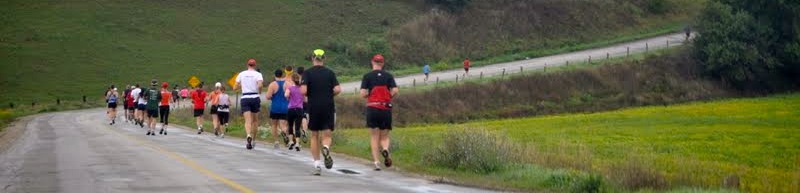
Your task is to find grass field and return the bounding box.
[0,0,702,107]
[334,94,800,193]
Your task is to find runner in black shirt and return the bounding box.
[301,49,341,175]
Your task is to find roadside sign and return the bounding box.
[228,73,238,88]
[188,76,201,88]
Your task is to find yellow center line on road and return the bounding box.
[110,128,256,193]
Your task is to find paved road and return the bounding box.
[0,110,495,193]
[340,32,691,93]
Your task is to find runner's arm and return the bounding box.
[333,85,341,96]
[257,80,264,93]
[284,84,291,98]
[266,82,275,100]
[359,89,368,98]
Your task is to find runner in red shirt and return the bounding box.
[463,57,470,76]
[360,54,398,171]
[191,83,208,134]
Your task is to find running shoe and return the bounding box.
[246,136,253,150]
[295,143,300,151]
[312,166,321,176]
[197,127,203,134]
[288,142,295,151]
[322,146,333,169]
[280,132,289,145]
[220,134,224,138]
[374,162,382,171]
[382,149,392,167]
[159,129,164,135]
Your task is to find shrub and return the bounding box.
[646,0,672,14]
[609,159,668,190]
[694,0,800,91]
[426,0,472,12]
[423,127,513,173]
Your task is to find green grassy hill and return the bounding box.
[0,0,701,106]
[0,0,421,104]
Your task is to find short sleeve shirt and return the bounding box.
[236,70,264,98]
[191,89,207,110]
[302,66,339,110]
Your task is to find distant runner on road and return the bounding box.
[172,86,180,108]
[191,83,208,134]
[235,58,264,150]
[122,85,130,123]
[159,82,172,135]
[209,82,222,136]
[423,63,430,82]
[267,69,289,149]
[125,85,135,123]
[131,84,145,128]
[106,85,119,125]
[144,80,162,136]
[302,49,342,175]
[216,86,232,138]
[463,58,470,76]
[360,54,398,171]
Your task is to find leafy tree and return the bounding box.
[694,0,800,90]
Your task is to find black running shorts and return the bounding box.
[193,109,204,117]
[241,98,260,113]
[269,112,287,120]
[210,105,218,115]
[147,109,158,118]
[108,103,117,109]
[366,107,392,130]
[308,108,335,131]
[137,104,146,110]
[218,111,230,125]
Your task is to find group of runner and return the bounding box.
[105,49,400,175]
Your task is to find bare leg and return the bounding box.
[244,112,253,137]
[270,119,279,143]
[370,129,381,163]
[280,120,289,144]
[380,130,391,151]
[322,129,332,147]
[212,114,219,133]
[310,131,321,161]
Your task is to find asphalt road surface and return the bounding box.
[0,110,496,193]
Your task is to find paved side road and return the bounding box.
[340,32,691,93]
[0,109,496,193]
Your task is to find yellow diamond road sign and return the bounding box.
[228,74,238,88]
[188,76,201,88]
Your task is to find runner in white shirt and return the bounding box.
[130,84,143,127]
[234,59,264,149]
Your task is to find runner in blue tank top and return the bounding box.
[267,69,290,149]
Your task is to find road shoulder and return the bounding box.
[0,115,35,154]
